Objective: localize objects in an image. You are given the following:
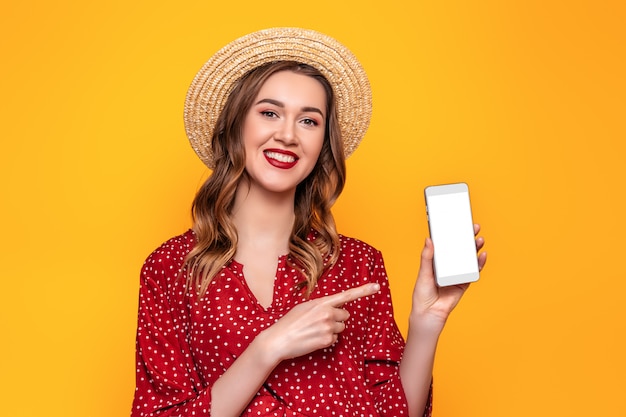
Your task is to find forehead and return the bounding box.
[256,71,327,109]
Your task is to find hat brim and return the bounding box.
[184,27,372,169]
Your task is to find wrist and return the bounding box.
[408,310,447,338]
[253,329,283,368]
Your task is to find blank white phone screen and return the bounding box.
[427,188,478,282]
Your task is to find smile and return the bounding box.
[264,150,297,163]
[263,149,299,169]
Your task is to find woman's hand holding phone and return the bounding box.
[410,224,487,332]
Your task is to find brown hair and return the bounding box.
[183,61,346,297]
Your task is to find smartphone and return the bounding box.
[424,183,479,286]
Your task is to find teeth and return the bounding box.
[265,151,295,163]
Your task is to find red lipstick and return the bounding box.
[263,149,299,169]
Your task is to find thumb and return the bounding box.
[418,238,436,283]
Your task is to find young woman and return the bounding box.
[131,28,486,417]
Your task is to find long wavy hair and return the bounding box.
[183,61,346,298]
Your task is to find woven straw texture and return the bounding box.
[184,27,372,169]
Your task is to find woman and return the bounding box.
[131,28,487,417]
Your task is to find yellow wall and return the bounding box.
[1,1,624,416]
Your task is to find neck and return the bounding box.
[232,180,296,256]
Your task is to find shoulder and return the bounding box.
[145,229,196,262]
[141,229,196,280]
[322,235,392,299]
[338,234,382,260]
[335,234,388,276]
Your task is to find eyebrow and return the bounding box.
[255,98,325,117]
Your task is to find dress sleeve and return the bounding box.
[364,250,433,417]
[131,246,212,417]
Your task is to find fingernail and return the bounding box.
[372,283,380,291]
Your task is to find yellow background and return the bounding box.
[1,1,624,416]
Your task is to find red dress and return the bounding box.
[131,230,432,416]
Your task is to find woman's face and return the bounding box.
[241,70,326,196]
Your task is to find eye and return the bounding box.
[301,118,319,127]
[260,110,278,118]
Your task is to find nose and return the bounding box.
[274,119,297,145]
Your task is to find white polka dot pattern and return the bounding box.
[131,230,432,416]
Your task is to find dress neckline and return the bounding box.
[228,255,289,311]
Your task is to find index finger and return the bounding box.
[320,283,381,307]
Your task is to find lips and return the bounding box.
[263,149,299,169]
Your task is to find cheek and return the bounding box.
[241,118,253,144]
[309,132,326,156]
[242,126,263,154]
[241,112,262,143]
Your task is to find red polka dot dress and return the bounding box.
[131,230,433,416]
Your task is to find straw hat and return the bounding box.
[183,27,372,169]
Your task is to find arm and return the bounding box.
[208,331,279,416]
[209,283,381,416]
[132,236,380,417]
[131,255,211,417]
[400,227,487,417]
